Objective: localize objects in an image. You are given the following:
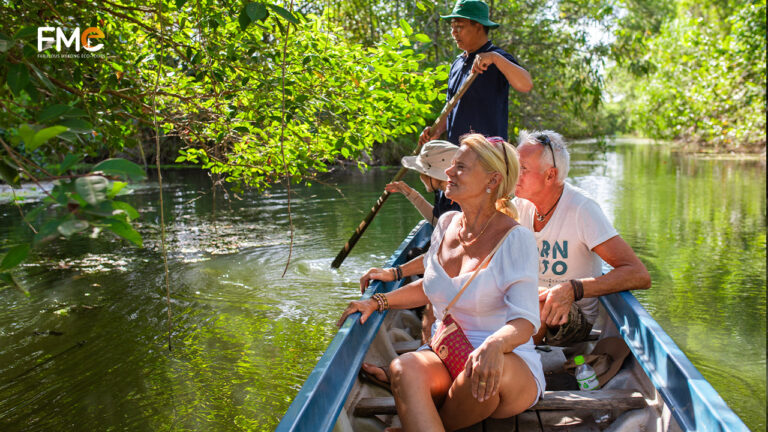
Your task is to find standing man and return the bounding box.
[514,130,651,345]
[420,0,533,146]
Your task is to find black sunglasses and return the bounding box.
[537,134,556,169]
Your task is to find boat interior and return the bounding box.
[334,303,684,432]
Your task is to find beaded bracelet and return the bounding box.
[372,293,389,311]
[372,293,383,312]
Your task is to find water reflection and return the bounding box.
[0,145,764,431]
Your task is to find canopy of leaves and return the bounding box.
[608,0,766,150]
[0,0,446,192]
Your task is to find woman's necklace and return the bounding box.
[458,212,497,247]
[535,188,564,222]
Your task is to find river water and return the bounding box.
[0,142,764,431]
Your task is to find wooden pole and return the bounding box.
[330,72,478,268]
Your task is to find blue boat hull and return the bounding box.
[277,222,748,431]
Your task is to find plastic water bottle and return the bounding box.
[574,355,600,390]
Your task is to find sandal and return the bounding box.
[358,363,391,392]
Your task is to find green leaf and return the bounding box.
[92,158,147,181]
[13,27,36,40]
[57,154,82,175]
[0,158,20,188]
[6,63,29,97]
[34,219,61,244]
[23,204,46,222]
[233,126,250,133]
[413,33,431,43]
[0,244,30,271]
[399,19,413,35]
[105,218,142,247]
[266,4,300,25]
[57,220,89,237]
[61,108,87,118]
[246,2,268,22]
[0,272,28,297]
[28,126,68,150]
[111,201,139,220]
[175,0,187,7]
[107,181,127,198]
[37,104,72,122]
[75,175,110,205]
[0,32,11,53]
[59,118,92,133]
[238,9,251,30]
[18,124,35,147]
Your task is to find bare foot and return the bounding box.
[361,362,389,383]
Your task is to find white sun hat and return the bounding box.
[400,140,459,182]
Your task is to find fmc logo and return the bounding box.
[37,27,105,52]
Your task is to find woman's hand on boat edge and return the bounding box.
[360,267,394,294]
[337,298,378,327]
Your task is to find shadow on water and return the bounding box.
[0,144,765,431]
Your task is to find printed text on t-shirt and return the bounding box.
[540,240,568,276]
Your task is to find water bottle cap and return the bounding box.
[574,355,585,365]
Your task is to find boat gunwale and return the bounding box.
[275,221,433,432]
[601,292,748,431]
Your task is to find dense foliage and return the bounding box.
[608,0,766,150]
[0,0,765,285]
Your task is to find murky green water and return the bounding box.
[0,143,764,431]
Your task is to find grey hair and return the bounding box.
[517,130,570,182]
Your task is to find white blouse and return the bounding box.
[423,211,541,337]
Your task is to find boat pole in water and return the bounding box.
[330,72,478,268]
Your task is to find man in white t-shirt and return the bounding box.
[514,130,651,345]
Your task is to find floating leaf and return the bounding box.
[57,220,89,237]
[105,218,142,247]
[0,244,30,271]
[92,158,147,181]
[75,176,109,205]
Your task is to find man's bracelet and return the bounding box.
[570,279,584,301]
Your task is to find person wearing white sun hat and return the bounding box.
[385,140,462,226]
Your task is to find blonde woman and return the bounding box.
[340,134,544,431]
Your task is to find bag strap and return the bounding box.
[444,224,520,314]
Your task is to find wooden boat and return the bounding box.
[276,221,748,431]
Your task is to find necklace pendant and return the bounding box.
[536,214,545,222]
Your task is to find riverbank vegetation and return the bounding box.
[0,0,765,277]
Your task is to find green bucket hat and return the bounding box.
[441,0,499,29]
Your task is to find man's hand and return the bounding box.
[472,52,497,75]
[419,126,437,146]
[539,283,575,326]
